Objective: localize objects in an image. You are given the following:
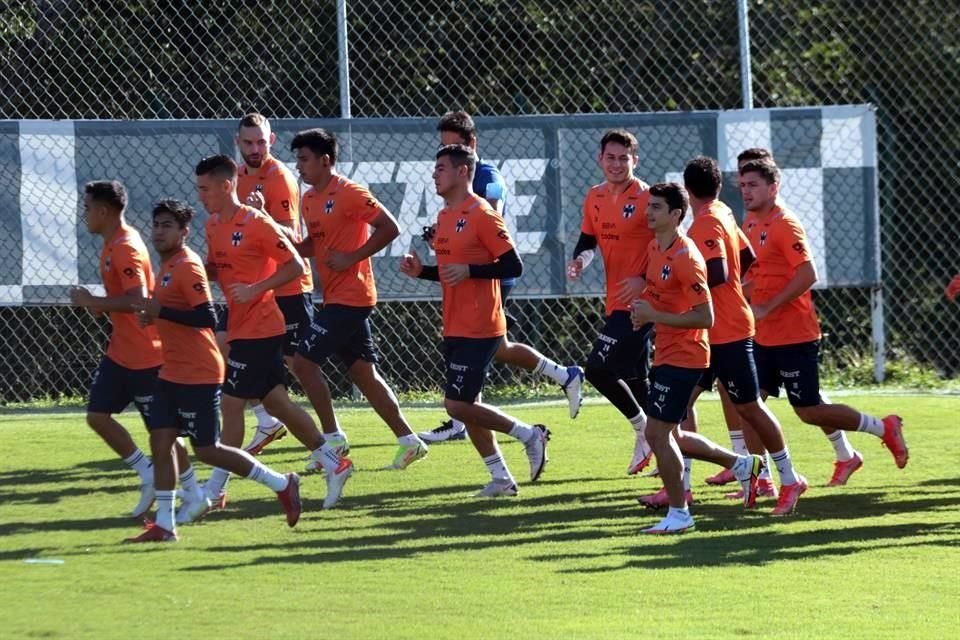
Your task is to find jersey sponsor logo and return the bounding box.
[652,381,672,393]
[255,183,264,191]
[160,273,172,288]
[661,265,671,281]
[622,204,636,219]
[760,231,768,246]
[455,218,467,233]
[324,199,335,214]
[231,231,243,246]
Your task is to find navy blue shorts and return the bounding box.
[754,340,822,407]
[442,336,502,402]
[87,356,159,419]
[648,365,705,424]
[224,335,286,400]
[586,311,653,381]
[697,338,761,405]
[297,304,380,368]
[147,379,221,448]
[276,293,315,356]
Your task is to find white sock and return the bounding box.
[154,489,176,532]
[483,452,512,482]
[123,449,153,482]
[682,457,692,491]
[857,413,884,437]
[247,461,288,492]
[759,453,773,480]
[252,403,278,429]
[179,466,205,502]
[533,357,569,385]
[729,430,748,456]
[629,411,647,433]
[205,467,231,498]
[317,443,344,473]
[508,421,535,443]
[668,505,690,518]
[770,448,798,485]
[398,434,420,446]
[827,430,855,461]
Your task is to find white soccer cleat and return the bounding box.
[474,479,519,498]
[524,425,550,482]
[561,366,585,419]
[131,482,156,519]
[322,457,354,509]
[643,510,696,534]
[244,421,288,456]
[627,431,654,475]
[175,495,212,525]
[418,419,467,443]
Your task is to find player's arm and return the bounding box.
[333,208,400,267]
[752,261,816,320]
[567,232,597,281]
[71,285,146,314]
[478,165,507,215]
[632,299,714,329]
[705,258,728,288]
[738,228,757,274]
[228,221,305,304]
[399,250,439,282]
[439,213,522,285]
[275,224,315,258]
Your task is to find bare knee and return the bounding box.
[86,412,111,432]
[794,404,823,425]
[444,398,471,422]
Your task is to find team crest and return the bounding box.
[160,273,172,288]
[324,199,335,214]
[759,231,768,247]
[231,231,243,246]
[456,218,467,233]
[622,204,636,219]
[661,265,671,280]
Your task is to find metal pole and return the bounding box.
[336,0,352,119]
[872,286,886,382]
[737,0,754,109]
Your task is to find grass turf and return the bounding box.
[1,394,957,639]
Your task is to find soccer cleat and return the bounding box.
[175,495,212,525]
[475,479,519,497]
[244,421,288,456]
[125,522,177,543]
[131,483,156,519]
[637,487,695,510]
[705,468,736,485]
[724,478,778,501]
[418,419,467,443]
[200,482,228,510]
[827,451,864,486]
[626,432,653,476]
[385,441,429,470]
[324,433,351,456]
[881,415,908,469]
[525,425,550,482]
[276,473,302,527]
[771,475,809,516]
[323,457,354,509]
[732,455,764,508]
[642,510,696,535]
[562,366,585,419]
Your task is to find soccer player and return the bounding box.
[420,111,583,443]
[400,144,549,496]
[630,183,762,533]
[639,157,806,515]
[946,274,960,301]
[198,154,352,510]
[286,128,429,470]
[221,112,316,455]
[739,158,908,484]
[566,129,655,476]
[70,180,198,519]
[125,200,302,542]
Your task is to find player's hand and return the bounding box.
[439,264,470,286]
[946,274,960,302]
[630,299,657,328]
[228,282,259,304]
[324,249,355,272]
[421,224,437,250]
[751,302,771,321]
[616,276,647,304]
[400,251,423,278]
[130,297,160,327]
[566,257,585,281]
[69,285,94,308]
[245,190,266,210]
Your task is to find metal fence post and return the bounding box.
[737,0,754,109]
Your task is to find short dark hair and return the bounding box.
[290,128,338,163]
[737,147,773,165]
[195,155,237,180]
[738,158,781,185]
[238,112,268,131]
[152,199,194,229]
[436,143,476,177]
[649,182,690,222]
[600,129,639,155]
[683,156,722,199]
[84,180,127,212]
[437,110,476,144]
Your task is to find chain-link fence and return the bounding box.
[0,0,957,403]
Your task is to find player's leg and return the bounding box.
[126,380,178,542]
[639,381,705,508]
[291,306,348,443]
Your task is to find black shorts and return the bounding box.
[754,340,822,407]
[586,311,653,381]
[224,335,286,400]
[297,304,380,368]
[648,365,705,424]
[442,336,502,402]
[147,379,221,448]
[87,356,159,418]
[276,293,315,356]
[697,338,761,405]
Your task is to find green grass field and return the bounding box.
[1,394,958,639]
